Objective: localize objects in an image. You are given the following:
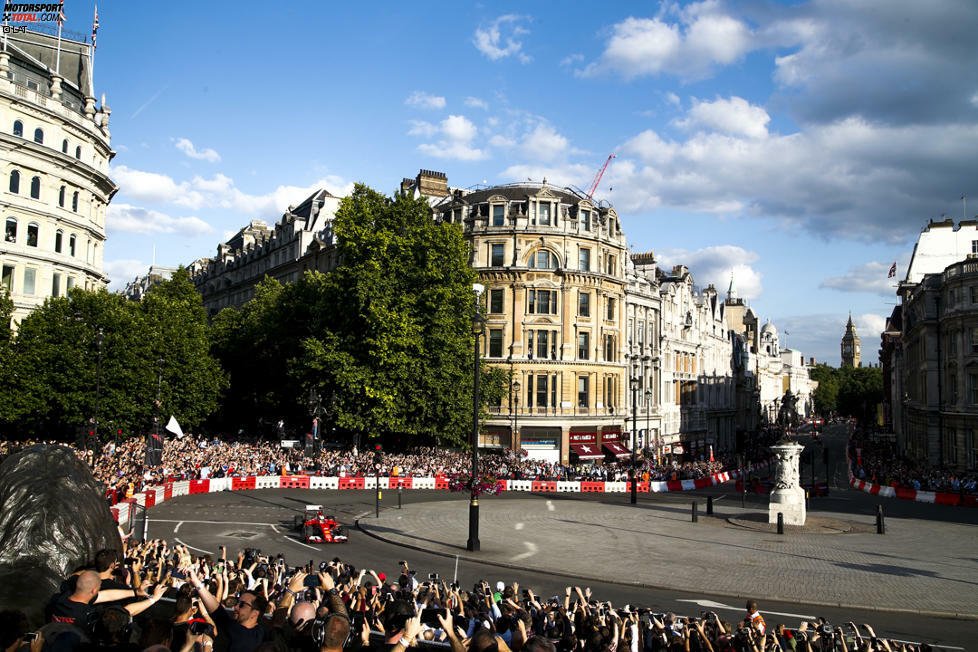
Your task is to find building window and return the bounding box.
[970,373,978,404]
[606,297,616,321]
[72,191,79,212]
[23,267,35,295]
[68,233,76,256]
[528,289,557,314]
[488,328,503,357]
[604,334,616,362]
[489,288,504,314]
[973,240,978,255]
[75,145,81,159]
[536,375,549,408]
[536,330,551,359]
[66,276,74,291]
[538,202,551,226]
[579,248,590,271]
[967,429,976,470]
[33,128,43,144]
[530,250,556,269]
[578,291,590,317]
[578,376,589,407]
[55,229,63,253]
[950,373,958,404]
[490,243,505,266]
[4,217,15,242]
[30,176,40,199]
[9,170,19,193]
[580,209,590,231]
[605,254,617,275]
[52,272,61,298]
[944,429,958,465]
[58,185,65,207]
[492,204,505,226]
[1,265,13,292]
[578,332,589,360]
[62,139,68,153]
[26,222,38,247]
[971,328,978,353]
[12,120,22,137]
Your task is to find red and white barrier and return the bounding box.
[849,477,978,507]
[108,461,775,524]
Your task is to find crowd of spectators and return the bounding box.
[849,437,978,495]
[2,541,929,652]
[1,438,771,502]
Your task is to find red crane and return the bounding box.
[586,153,615,199]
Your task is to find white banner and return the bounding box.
[165,415,184,438]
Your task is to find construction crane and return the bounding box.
[586,153,615,200]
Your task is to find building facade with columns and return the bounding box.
[0,29,116,327]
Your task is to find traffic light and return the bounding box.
[373,444,383,467]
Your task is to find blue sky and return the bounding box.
[69,0,978,365]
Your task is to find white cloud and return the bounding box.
[579,2,753,81]
[106,203,215,237]
[854,313,886,343]
[415,114,487,161]
[520,124,569,162]
[405,91,446,110]
[112,165,185,204]
[560,54,584,67]
[103,258,149,291]
[407,120,438,138]
[666,92,681,107]
[656,245,764,299]
[174,137,220,163]
[673,96,770,138]
[820,261,903,296]
[464,96,489,110]
[473,15,532,63]
[498,162,594,189]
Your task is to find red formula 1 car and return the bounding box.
[292,505,349,543]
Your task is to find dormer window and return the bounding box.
[539,202,551,226]
[529,249,556,269]
[492,204,505,226]
[580,209,591,231]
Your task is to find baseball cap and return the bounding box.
[496,581,505,591]
[378,572,387,582]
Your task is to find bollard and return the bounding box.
[742,484,747,508]
[876,504,885,534]
[398,484,402,509]
[706,495,714,515]
[691,501,698,523]
[777,512,784,535]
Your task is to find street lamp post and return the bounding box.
[645,388,652,457]
[155,357,164,439]
[468,283,486,552]
[94,328,104,442]
[512,380,520,451]
[630,376,639,505]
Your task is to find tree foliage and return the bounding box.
[809,363,882,423]
[0,268,226,440]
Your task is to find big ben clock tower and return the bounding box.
[841,314,861,367]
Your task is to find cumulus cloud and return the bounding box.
[579,2,753,81]
[107,203,215,237]
[405,91,446,110]
[102,258,149,291]
[611,116,978,242]
[175,138,220,163]
[464,96,489,110]
[773,311,887,365]
[656,245,764,299]
[473,15,532,63]
[416,114,487,161]
[673,96,770,138]
[820,261,902,296]
[520,124,570,162]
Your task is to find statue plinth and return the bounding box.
[768,440,806,526]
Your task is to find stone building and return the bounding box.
[0,30,117,327]
[841,314,861,367]
[891,218,978,469]
[121,265,177,302]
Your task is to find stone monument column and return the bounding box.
[768,439,806,526]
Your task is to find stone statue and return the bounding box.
[768,439,806,526]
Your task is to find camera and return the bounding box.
[189,620,213,635]
[429,573,440,581]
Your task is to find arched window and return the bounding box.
[68,233,76,256]
[58,185,65,207]
[26,222,38,247]
[62,139,68,153]
[528,249,557,269]
[4,217,15,243]
[30,176,40,199]
[55,229,63,253]
[72,190,78,212]
[9,170,19,193]
[33,128,43,144]
[75,146,81,160]
[12,120,22,137]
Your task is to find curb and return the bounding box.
[355,504,978,622]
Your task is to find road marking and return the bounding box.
[546,500,555,512]
[270,524,279,533]
[512,541,538,561]
[174,538,213,555]
[285,536,321,551]
[677,599,815,620]
[151,519,280,526]
[514,522,524,530]
[174,521,183,533]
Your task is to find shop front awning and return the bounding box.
[602,441,631,458]
[570,443,604,460]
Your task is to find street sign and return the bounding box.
[663,444,672,454]
[673,445,685,454]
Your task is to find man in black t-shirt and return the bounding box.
[49,571,101,629]
[189,568,265,652]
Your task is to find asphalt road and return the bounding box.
[145,429,975,651]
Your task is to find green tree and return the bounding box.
[810,364,839,415]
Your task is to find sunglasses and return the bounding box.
[237,601,253,609]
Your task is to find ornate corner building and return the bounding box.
[0,30,116,327]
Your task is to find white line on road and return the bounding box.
[677,599,815,621]
[151,519,280,526]
[546,500,555,512]
[514,522,524,531]
[285,536,321,551]
[174,521,183,533]
[174,538,213,555]
[512,541,538,561]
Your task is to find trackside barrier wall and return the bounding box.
[532,481,557,492]
[255,476,280,489]
[188,479,210,495]
[557,481,579,492]
[280,476,310,489]
[848,477,976,508]
[143,490,156,508]
[208,477,231,492]
[508,480,532,492]
[310,477,339,490]
[413,478,436,489]
[171,480,190,497]
[605,482,626,493]
[232,477,256,491]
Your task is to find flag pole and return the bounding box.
[89,4,98,97]
[55,0,64,74]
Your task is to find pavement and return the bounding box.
[359,492,978,618]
